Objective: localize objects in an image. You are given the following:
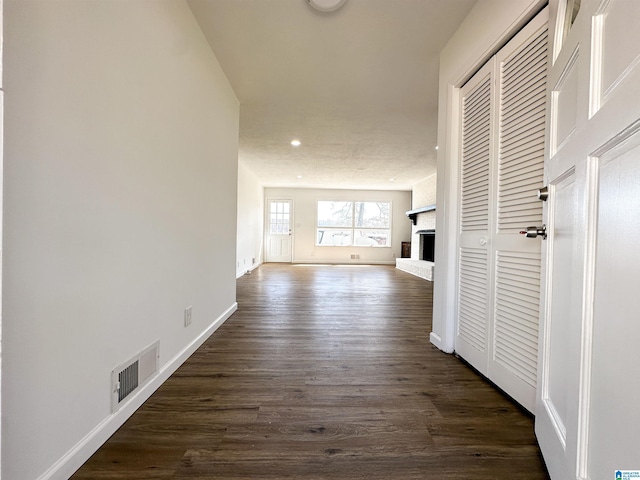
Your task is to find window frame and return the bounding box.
[315,200,392,247]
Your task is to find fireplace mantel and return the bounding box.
[405,204,436,225]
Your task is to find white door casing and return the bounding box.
[455,9,548,413]
[265,198,293,263]
[536,1,640,478]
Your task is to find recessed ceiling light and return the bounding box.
[291,140,301,147]
[307,0,348,12]
[435,145,439,150]
[389,178,395,182]
[297,175,303,179]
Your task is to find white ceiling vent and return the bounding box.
[111,341,159,413]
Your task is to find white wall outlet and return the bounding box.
[184,306,192,327]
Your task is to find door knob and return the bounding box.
[537,186,549,201]
[520,225,547,240]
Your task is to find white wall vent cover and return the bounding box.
[111,341,159,413]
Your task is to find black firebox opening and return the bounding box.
[417,230,435,262]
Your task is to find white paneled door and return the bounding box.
[536,1,640,478]
[456,8,548,413]
[265,199,293,263]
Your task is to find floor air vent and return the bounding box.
[111,341,159,412]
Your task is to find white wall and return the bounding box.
[0,0,4,472]
[410,174,437,260]
[264,188,411,264]
[432,0,546,352]
[2,1,239,479]
[237,162,264,277]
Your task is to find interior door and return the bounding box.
[535,1,640,478]
[265,198,293,263]
[455,9,548,413]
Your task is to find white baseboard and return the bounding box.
[291,261,396,266]
[236,262,261,278]
[38,302,238,480]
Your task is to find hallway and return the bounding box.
[73,264,549,479]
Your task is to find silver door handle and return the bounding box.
[520,225,547,240]
[537,186,549,201]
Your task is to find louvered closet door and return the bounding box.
[455,8,548,413]
[488,11,548,412]
[455,60,495,374]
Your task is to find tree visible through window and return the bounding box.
[316,201,391,246]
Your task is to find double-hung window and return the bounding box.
[316,201,391,247]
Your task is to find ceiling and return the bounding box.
[188,0,477,191]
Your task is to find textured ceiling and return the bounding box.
[188,0,477,191]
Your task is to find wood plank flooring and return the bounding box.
[72,264,550,479]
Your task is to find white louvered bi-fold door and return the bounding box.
[456,60,494,375]
[456,9,548,412]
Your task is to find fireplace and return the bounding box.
[416,230,435,262]
[397,206,436,281]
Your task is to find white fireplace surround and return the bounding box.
[396,257,434,281]
[395,206,435,281]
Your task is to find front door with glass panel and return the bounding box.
[265,199,293,263]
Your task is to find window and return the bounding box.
[269,201,290,234]
[316,201,391,247]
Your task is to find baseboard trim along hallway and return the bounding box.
[43,302,238,480]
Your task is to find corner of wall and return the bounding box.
[237,162,264,277]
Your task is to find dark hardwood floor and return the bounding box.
[72,264,550,479]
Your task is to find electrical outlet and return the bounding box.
[184,306,192,327]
